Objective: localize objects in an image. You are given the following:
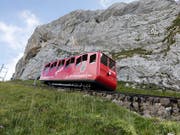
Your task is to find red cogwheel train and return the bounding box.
[40,51,117,90]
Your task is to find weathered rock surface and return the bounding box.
[14,0,180,90]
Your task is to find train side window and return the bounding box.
[109,59,115,71]
[58,60,61,67]
[62,60,65,66]
[70,57,75,64]
[82,54,88,62]
[46,63,50,67]
[90,54,96,63]
[44,63,50,70]
[65,59,70,67]
[57,61,62,69]
[58,59,65,68]
[76,56,81,65]
[46,63,50,68]
[101,54,108,66]
[53,61,57,67]
[50,63,53,68]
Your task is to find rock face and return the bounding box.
[14,0,180,90]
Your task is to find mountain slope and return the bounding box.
[14,0,180,90]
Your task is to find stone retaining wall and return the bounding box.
[88,92,180,121]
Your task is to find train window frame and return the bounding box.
[82,54,88,62]
[90,54,96,63]
[101,53,108,66]
[76,56,81,66]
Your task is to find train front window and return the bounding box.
[109,59,115,71]
[101,54,108,66]
[90,54,96,63]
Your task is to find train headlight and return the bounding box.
[107,71,112,76]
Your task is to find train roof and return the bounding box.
[44,51,115,66]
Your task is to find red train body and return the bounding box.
[40,51,117,90]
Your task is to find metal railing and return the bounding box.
[0,64,8,81]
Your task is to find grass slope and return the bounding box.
[117,81,180,98]
[0,81,180,135]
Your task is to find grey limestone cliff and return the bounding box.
[14,0,180,90]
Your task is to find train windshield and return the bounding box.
[101,53,116,71]
[109,59,115,71]
[101,54,108,66]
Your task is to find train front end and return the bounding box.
[95,52,117,90]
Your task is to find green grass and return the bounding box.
[11,80,180,98]
[162,13,180,54]
[110,48,152,60]
[117,81,180,98]
[0,81,180,135]
[55,48,79,58]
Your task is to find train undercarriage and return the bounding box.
[42,80,113,91]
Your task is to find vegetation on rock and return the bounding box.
[117,81,180,98]
[163,13,180,53]
[111,48,152,60]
